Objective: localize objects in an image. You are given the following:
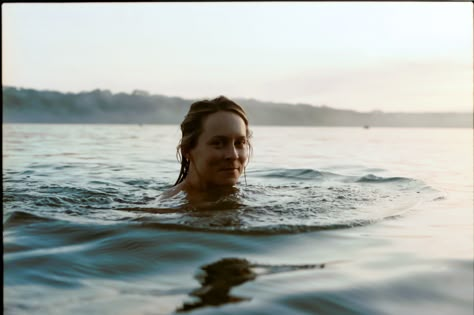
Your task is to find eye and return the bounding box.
[235,138,247,147]
[210,139,224,147]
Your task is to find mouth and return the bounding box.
[219,167,239,172]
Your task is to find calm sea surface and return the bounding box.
[3,124,473,315]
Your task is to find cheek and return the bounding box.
[203,150,222,166]
[239,148,249,163]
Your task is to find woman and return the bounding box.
[161,96,252,202]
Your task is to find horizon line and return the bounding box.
[3,85,473,115]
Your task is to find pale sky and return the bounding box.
[2,2,473,112]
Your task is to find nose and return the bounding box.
[224,144,239,160]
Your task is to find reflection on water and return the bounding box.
[3,124,473,315]
[177,258,256,312]
[178,257,329,312]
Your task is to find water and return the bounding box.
[3,124,473,315]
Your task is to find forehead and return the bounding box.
[201,111,247,138]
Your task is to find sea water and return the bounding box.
[3,124,473,315]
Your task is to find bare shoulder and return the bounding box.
[159,183,184,200]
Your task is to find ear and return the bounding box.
[183,151,190,162]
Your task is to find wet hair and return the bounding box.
[174,96,252,186]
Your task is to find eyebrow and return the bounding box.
[208,135,247,142]
[210,135,246,139]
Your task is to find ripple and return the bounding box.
[3,168,442,234]
[125,169,440,234]
[3,210,54,228]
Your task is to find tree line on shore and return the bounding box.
[3,86,472,128]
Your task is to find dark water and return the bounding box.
[3,124,473,314]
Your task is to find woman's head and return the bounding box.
[175,96,251,189]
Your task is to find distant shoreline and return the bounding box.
[3,122,472,129]
[3,86,472,128]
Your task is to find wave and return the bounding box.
[3,168,443,234]
[3,210,54,228]
[355,174,412,183]
[250,168,414,184]
[249,168,328,180]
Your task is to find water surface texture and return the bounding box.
[3,124,473,315]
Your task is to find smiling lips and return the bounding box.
[219,167,239,172]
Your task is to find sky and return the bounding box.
[2,2,473,113]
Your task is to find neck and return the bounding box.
[181,179,237,202]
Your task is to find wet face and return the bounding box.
[186,111,249,190]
